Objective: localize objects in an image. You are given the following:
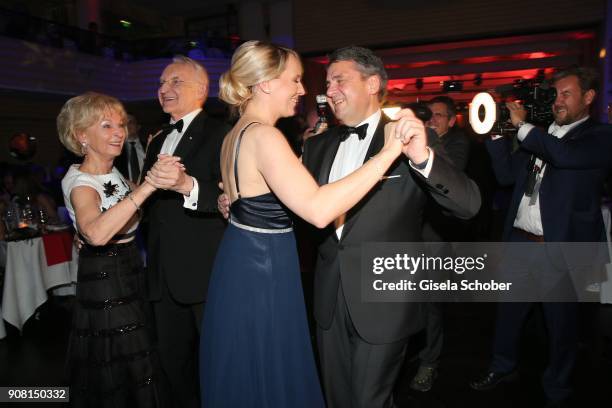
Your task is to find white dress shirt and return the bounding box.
[160,108,202,209]
[328,110,433,238]
[513,116,589,235]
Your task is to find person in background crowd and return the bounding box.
[472,66,612,408]
[410,95,473,392]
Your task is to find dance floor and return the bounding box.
[1,285,610,408]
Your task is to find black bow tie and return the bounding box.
[162,119,184,133]
[339,124,368,142]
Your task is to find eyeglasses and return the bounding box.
[159,78,200,89]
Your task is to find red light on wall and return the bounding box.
[524,52,555,59]
[387,79,412,89]
[461,56,499,64]
[382,60,447,70]
[569,32,595,40]
[408,60,445,68]
[455,112,465,128]
[385,52,558,70]
[386,68,557,93]
[460,52,557,65]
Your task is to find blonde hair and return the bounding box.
[57,92,127,156]
[219,40,299,115]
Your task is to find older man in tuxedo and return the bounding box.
[301,46,481,408]
[142,55,230,408]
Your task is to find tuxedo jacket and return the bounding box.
[437,128,471,171]
[301,115,481,344]
[142,111,230,304]
[486,118,612,242]
[115,137,145,181]
[423,128,472,242]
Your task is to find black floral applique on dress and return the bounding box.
[118,178,131,200]
[103,180,119,198]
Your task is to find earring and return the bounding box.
[81,141,88,155]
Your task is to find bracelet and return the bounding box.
[127,193,140,213]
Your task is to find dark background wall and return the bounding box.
[293,0,606,54]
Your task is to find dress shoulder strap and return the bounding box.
[233,122,260,198]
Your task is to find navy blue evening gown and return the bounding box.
[200,123,325,407]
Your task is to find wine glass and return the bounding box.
[39,208,48,234]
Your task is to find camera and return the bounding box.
[313,94,329,134]
[495,78,556,133]
[470,76,558,136]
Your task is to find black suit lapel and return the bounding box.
[528,118,596,194]
[172,111,207,161]
[362,115,390,165]
[562,117,595,142]
[340,114,390,241]
[530,118,595,167]
[318,128,342,186]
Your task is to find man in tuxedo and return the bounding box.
[115,114,145,183]
[142,55,230,408]
[471,66,612,407]
[301,46,481,408]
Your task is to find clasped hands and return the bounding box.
[144,154,193,196]
[384,108,430,164]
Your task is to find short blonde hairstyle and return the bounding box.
[57,92,127,156]
[219,40,299,115]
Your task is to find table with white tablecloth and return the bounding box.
[1,233,77,337]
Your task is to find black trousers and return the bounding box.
[490,231,579,402]
[317,285,408,408]
[491,302,578,401]
[418,302,443,367]
[153,275,204,408]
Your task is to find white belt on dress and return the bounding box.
[229,217,293,234]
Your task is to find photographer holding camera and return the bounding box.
[472,66,612,407]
